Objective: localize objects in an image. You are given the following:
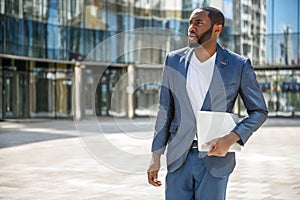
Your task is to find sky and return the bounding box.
[224,0,233,19]
[266,0,300,34]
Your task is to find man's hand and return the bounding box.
[206,132,240,157]
[147,153,162,187]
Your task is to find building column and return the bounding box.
[127,65,135,118]
[73,63,85,120]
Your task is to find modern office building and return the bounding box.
[233,0,267,65]
[0,0,299,120]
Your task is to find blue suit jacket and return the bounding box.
[152,44,268,178]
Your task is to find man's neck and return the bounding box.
[193,42,217,63]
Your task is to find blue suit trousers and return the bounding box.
[165,149,229,200]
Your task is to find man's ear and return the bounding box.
[214,24,223,36]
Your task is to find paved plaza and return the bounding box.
[0,117,299,200]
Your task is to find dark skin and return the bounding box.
[188,8,221,62]
[147,9,241,187]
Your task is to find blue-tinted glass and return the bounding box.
[68,26,85,61]
[84,29,102,57]
[298,32,300,64]
[6,17,22,55]
[48,0,59,25]
[274,0,298,34]
[135,16,151,28]
[122,15,131,31]
[47,24,59,59]
[266,35,273,65]
[66,27,80,61]
[24,19,45,57]
[167,19,180,32]
[182,0,205,10]
[79,28,85,59]
[179,21,188,34]
[128,15,135,29]
[107,11,118,31]
[220,25,234,50]
[70,0,84,27]
[16,18,22,55]
[134,17,141,28]
[0,15,3,53]
[65,27,71,60]
[152,18,162,28]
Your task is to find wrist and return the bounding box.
[228,132,240,144]
[152,153,161,160]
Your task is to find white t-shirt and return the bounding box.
[186,51,216,140]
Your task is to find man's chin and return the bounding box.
[188,41,200,48]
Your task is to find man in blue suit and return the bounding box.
[147,6,268,200]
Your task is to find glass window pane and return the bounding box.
[0,64,2,119]
[85,0,106,30]
[15,72,29,118]
[56,64,73,117]
[6,0,20,17]
[30,62,55,117]
[23,19,46,58]
[68,0,84,27]
[5,17,22,56]
[255,70,300,117]
[0,15,4,53]
[23,0,45,21]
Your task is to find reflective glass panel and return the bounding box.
[56,63,73,117]
[30,62,55,117]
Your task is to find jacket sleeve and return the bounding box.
[151,55,175,154]
[232,59,268,145]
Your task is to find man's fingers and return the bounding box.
[148,170,159,184]
[149,179,162,187]
[207,143,227,157]
[207,145,217,156]
[147,170,162,187]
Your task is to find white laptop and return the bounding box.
[196,111,242,152]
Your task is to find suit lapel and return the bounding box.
[201,44,228,111]
[175,48,197,122]
[179,47,194,78]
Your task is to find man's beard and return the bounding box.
[188,27,213,48]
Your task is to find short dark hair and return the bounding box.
[201,6,225,27]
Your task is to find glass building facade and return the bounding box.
[0,0,299,119]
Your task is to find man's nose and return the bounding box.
[188,24,196,33]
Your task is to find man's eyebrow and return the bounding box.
[189,18,204,23]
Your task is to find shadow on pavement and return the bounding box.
[0,131,76,149]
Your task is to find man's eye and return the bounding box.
[189,21,203,25]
